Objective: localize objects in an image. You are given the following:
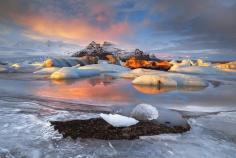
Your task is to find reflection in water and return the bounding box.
[35,76,135,105]
[133,85,174,94]
[35,75,207,105]
[133,85,206,94]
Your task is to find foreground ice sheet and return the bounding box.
[0,99,236,158]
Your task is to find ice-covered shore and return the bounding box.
[1,56,236,157]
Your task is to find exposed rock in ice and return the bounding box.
[131,103,159,121]
[34,67,60,75]
[78,63,130,73]
[132,73,208,87]
[50,67,100,79]
[100,113,139,127]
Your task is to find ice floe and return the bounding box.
[100,113,139,127]
[132,73,208,87]
[50,67,100,79]
[78,63,130,73]
[34,67,60,75]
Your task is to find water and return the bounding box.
[0,56,236,158]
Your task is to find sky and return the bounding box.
[0,0,236,59]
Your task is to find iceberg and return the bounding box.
[50,67,100,79]
[100,113,139,127]
[132,73,208,87]
[78,63,130,73]
[131,103,159,121]
[34,67,60,75]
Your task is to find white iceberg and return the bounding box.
[120,68,165,79]
[50,67,100,79]
[34,67,60,75]
[100,113,139,127]
[10,62,42,73]
[131,103,159,121]
[132,73,208,87]
[79,63,130,73]
[170,65,221,75]
[0,65,10,73]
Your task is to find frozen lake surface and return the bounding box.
[0,56,236,158]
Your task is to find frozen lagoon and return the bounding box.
[0,58,236,157]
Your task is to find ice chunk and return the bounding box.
[132,74,208,87]
[34,67,60,75]
[132,75,177,86]
[131,103,159,121]
[100,113,139,127]
[50,67,100,79]
[79,64,130,73]
[170,65,221,75]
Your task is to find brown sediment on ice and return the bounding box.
[50,118,190,140]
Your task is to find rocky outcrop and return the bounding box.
[119,49,160,62]
[71,41,120,64]
[50,117,190,140]
[124,57,172,71]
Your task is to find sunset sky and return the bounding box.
[0,0,236,59]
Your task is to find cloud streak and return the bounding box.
[0,0,236,58]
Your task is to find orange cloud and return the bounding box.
[12,13,131,44]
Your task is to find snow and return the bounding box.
[50,67,100,79]
[132,73,208,87]
[100,113,139,127]
[131,103,159,121]
[34,67,60,75]
[78,63,130,73]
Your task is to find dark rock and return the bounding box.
[50,118,190,140]
[71,41,119,64]
[124,57,173,71]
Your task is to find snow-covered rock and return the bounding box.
[132,73,208,87]
[100,113,139,127]
[50,67,100,79]
[78,63,130,73]
[34,67,60,75]
[131,103,159,121]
